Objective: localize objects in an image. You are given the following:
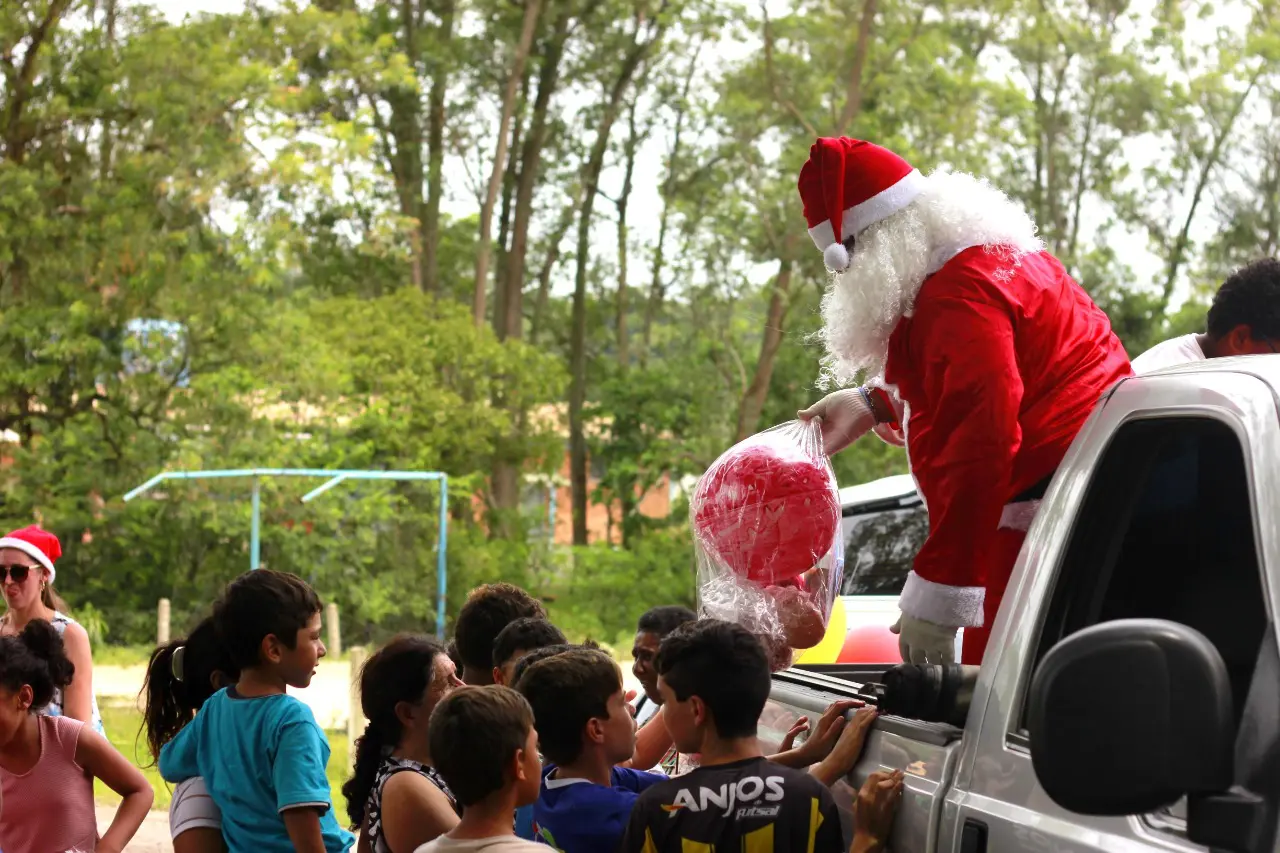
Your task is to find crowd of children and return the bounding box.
[0,570,903,853]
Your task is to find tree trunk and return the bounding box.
[641,47,701,366]
[735,259,794,442]
[614,100,641,369]
[1067,85,1099,265]
[422,0,454,295]
[504,1,575,342]
[2,0,74,165]
[473,0,545,326]
[569,21,666,546]
[98,0,117,181]
[494,88,528,340]
[834,0,877,135]
[1031,34,1045,226]
[1160,69,1262,309]
[487,78,530,523]
[530,199,578,343]
[387,81,425,290]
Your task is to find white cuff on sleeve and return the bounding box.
[899,571,985,628]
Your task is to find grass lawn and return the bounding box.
[92,644,156,668]
[95,700,351,811]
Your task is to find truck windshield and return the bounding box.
[839,502,928,596]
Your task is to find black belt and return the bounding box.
[1011,472,1055,504]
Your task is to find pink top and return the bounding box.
[0,714,97,853]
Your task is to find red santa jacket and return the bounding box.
[883,246,1131,627]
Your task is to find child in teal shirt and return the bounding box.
[160,570,353,853]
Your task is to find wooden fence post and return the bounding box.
[326,602,341,658]
[157,598,171,646]
[348,646,367,772]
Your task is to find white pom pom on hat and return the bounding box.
[823,242,850,272]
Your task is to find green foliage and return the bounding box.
[544,525,696,650]
[3,0,1279,658]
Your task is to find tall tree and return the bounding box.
[568,0,671,545]
[473,0,545,326]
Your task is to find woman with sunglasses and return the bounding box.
[0,526,104,735]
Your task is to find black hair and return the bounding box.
[1207,258,1280,340]
[636,605,697,638]
[213,569,322,671]
[0,619,75,712]
[446,638,463,671]
[655,619,769,740]
[429,685,534,807]
[509,643,573,687]
[492,617,567,669]
[515,648,620,766]
[142,617,239,762]
[453,583,545,674]
[342,634,447,828]
[508,639,601,687]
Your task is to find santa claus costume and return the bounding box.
[797,137,1132,665]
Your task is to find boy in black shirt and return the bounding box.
[618,620,845,853]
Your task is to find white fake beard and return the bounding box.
[817,171,1044,388]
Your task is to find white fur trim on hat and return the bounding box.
[899,570,984,628]
[0,537,56,583]
[807,219,836,252]
[845,169,928,238]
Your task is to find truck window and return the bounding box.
[840,503,928,596]
[1027,416,1267,727]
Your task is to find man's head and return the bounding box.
[632,605,696,703]
[492,617,567,685]
[516,648,636,769]
[798,137,1042,385]
[453,583,545,685]
[213,569,325,687]
[429,685,541,809]
[1204,258,1280,357]
[655,619,770,755]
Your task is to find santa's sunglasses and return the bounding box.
[0,564,33,584]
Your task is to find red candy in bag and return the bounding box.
[692,432,840,584]
[692,420,845,671]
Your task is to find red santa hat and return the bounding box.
[0,525,62,584]
[797,137,928,272]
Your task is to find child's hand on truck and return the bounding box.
[771,699,863,769]
[851,769,905,853]
[812,707,879,786]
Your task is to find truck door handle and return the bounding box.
[960,818,987,853]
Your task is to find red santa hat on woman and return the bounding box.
[798,137,928,272]
[0,525,62,583]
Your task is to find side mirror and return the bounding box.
[1028,619,1234,816]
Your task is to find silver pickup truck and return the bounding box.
[764,357,1280,853]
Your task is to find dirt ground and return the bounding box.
[98,807,172,852]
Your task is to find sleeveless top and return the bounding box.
[365,756,459,853]
[0,715,97,853]
[46,613,105,736]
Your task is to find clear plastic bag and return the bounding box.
[691,420,845,671]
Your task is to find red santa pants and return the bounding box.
[960,527,1028,665]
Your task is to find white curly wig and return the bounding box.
[817,170,1044,387]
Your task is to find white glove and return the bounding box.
[797,389,875,455]
[890,613,958,664]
